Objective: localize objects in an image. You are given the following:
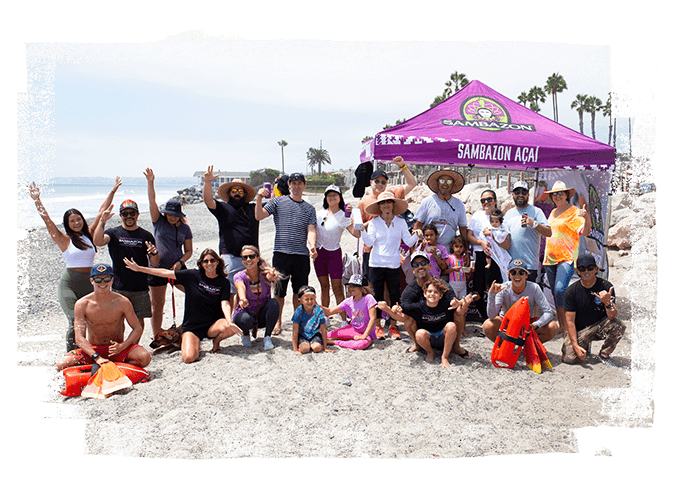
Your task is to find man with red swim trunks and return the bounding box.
[56,263,151,371]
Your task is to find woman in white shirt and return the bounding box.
[314,185,360,317]
[466,189,511,320]
[361,191,422,339]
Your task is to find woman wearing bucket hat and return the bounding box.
[542,180,591,335]
[145,168,193,337]
[314,184,361,319]
[361,191,422,339]
[27,177,121,352]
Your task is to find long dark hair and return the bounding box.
[63,209,95,251]
[322,191,346,211]
[241,245,278,285]
[197,248,226,277]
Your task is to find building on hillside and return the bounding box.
[193,170,251,190]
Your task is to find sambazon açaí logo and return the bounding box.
[441,95,536,132]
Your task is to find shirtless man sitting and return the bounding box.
[56,263,152,371]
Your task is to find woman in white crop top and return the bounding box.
[28,178,121,352]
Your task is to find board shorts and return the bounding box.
[272,252,311,298]
[69,343,141,365]
[113,289,152,319]
[428,328,446,349]
[313,247,343,280]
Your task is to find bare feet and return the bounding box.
[407,344,422,353]
[454,348,471,359]
[425,351,435,363]
[441,357,451,369]
[211,344,221,354]
[272,324,282,335]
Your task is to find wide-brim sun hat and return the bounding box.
[218,179,256,203]
[365,191,409,216]
[544,180,575,200]
[159,200,185,218]
[426,169,465,195]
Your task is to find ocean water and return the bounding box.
[18,182,194,230]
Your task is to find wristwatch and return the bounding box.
[531,220,538,229]
[91,352,100,362]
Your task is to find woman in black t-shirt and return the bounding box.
[124,248,242,363]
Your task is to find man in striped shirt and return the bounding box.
[255,172,317,335]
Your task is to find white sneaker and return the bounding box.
[241,335,252,347]
[263,336,274,350]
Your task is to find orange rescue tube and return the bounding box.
[61,363,149,397]
[491,296,530,369]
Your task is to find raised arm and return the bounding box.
[92,204,115,247]
[394,156,417,196]
[123,257,175,280]
[91,176,122,233]
[144,168,161,223]
[202,166,218,210]
[27,182,70,252]
[254,188,270,221]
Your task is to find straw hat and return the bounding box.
[218,179,256,203]
[544,180,575,200]
[365,191,409,216]
[426,169,465,195]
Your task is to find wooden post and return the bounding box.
[496,173,500,188]
[507,173,512,193]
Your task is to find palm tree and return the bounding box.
[527,86,546,113]
[584,95,603,140]
[443,71,470,98]
[603,93,615,147]
[517,91,530,107]
[430,92,447,108]
[277,140,288,173]
[544,73,568,122]
[571,94,588,134]
[306,147,332,175]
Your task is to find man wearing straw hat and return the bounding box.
[203,166,260,306]
[413,168,468,251]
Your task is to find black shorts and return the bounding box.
[272,252,311,298]
[148,263,187,287]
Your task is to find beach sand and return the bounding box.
[13,190,655,469]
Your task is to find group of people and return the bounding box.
[30,158,626,373]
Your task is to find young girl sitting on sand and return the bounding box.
[291,286,333,355]
[320,274,378,350]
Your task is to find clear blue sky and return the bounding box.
[25,39,618,180]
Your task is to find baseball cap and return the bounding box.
[288,172,306,183]
[347,274,368,287]
[576,254,600,270]
[371,170,388,181]
[410,251,430,264]
[90,263,114,277]
[324,184,341,195]
[507,258,529,273]
[119,199,139,212]
[512,181,530,192]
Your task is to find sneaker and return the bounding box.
[375,325,386,340]
[241,335,252,347]
[389,324,401,340]
[263,336,274,351]
[599,355,618,368]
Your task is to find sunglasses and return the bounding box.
[509,269,527,276]
[411,260,429,268]
[552,191,567,197]
[480,197,495,204]
[242,254,257,261]
[374,179,387,185]
[321,217,327,227]
[577,265,596,272]
[92,276,113,283]
[438,178,454,185]
[202,258,218,264]
[121,210,137,218]
[231,188,244,194]
[513,188,529,196]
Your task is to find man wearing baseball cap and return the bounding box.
[93,200,159,333]
[483,258,559,344]
[562,254,626,364]
[56,263,151,371]
[503,181,551,283]
[255,171,318,335]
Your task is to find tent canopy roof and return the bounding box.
[366,80,614,171]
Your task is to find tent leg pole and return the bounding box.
[603,170,615,279]
[533,169,544,283]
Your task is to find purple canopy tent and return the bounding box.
[362,80,616,276]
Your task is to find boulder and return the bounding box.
[611,191,634,211]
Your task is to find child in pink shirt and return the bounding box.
[320,274,378,350]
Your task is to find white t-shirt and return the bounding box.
[316,209,352,251]
[468,210,493,253]
[414,194,467,248]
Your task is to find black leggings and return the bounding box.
[472,250,503,320]
[233,297,280,337]
[369,266,401,320]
